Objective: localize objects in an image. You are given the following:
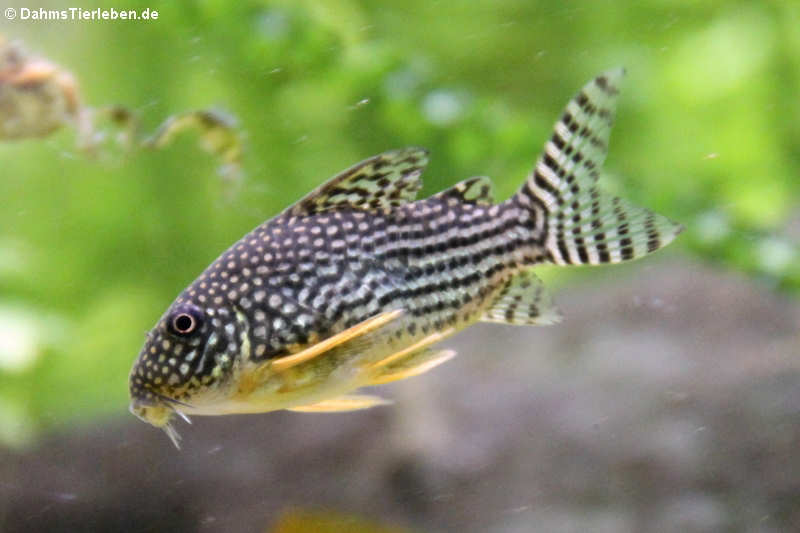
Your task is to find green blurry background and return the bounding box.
[2,2,800,532]
[0,0,797,454]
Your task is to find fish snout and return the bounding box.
[129,399,174,429]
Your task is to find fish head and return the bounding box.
[129,298,249,446]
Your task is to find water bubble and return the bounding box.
[756,237,796,275]
[695,211,730,244]
[384,71,416,99]
[422,89,466,126]
[256,9,290,41]
[0,308,40,372]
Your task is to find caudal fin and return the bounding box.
[515,68,683,265]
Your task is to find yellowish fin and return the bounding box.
[369,328,454,370]
[287,394,392,412]
[369,349,457,386]
[363,328,456,385]
[270,308,404,372]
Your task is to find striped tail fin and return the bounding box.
[515,68,683,265]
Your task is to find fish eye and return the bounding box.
[167,305,204,336]
[173,314,195,333]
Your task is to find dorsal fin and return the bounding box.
[432,176,494,205]
[481,270,562,326]
[285,147,428,216]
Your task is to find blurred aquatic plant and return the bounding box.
[0,35,88,142]
[0,34,244,186]
[143,108,244,189]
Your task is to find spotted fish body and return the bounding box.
[129,69,683,446]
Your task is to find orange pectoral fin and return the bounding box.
[270,309,405,372]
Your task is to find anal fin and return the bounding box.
[287,394,392,412]
[481,270,562,325]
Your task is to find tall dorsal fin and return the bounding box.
[285,147,429,216]
[432,176,494,205]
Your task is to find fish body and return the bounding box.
[129,69,683,446]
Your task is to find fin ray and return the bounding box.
[368,328,455,371]
[369,349,457,385]
[481,270,561,325]
[516,68,683,266]
[431,176,494,205]
[287,394,391,412]
[286,148,428,216]
[271,309,404,372]
[236,309,404,398]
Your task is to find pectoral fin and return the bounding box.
[287,394,392,412]
[271,309,404,372]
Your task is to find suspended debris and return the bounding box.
[144,108,244,186]
[0,36,89,142]
[0,35,245,191]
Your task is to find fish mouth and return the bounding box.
[129,394,192,450]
